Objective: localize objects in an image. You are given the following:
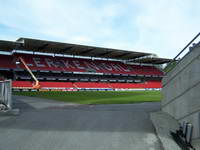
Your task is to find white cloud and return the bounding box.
[0,0,200,58]
[3,0,128,45]
[70,36,93,44]
[132,0,200,58]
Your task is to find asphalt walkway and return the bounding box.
[0,95,163,150]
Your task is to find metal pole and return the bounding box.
[186,123,193,144]
[182,121,187,137]
[7,80,12,109]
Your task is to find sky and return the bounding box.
[0,0,200,58]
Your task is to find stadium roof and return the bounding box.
[0,40,20,52]
[130,57,172,64]
[16,38,151,60]
[0,37,171,64]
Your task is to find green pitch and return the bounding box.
[13,91,162,104]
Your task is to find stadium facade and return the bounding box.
[0,38,171,91]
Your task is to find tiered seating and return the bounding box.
[12,81,33,88]
[0,54,163,76]
[74,82,110,88]
[142,81,161,88]
[39,82,74,88]
[0,55,16,69]
[84,81,160,89]
[12,81,74,89]
[110,83,145,89]
[109,81,161,89]
[4,53,163,90]
[132,65,163,76]
[12,81,161,89]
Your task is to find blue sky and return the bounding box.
[0,0,200,58]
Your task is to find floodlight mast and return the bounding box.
[18,57,40,89]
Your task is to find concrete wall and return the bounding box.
[162,43,200,139]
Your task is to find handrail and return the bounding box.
[166,32,200,73]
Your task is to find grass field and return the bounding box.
[13,91,162,105]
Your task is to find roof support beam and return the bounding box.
[58,46,73,53]
[127,54,149,60]
[128,58,172,64]
[154,60,169,64]
[37,43,49,50]
[98,50,114,57]
[79,48,95,55]
[114,52,133,58]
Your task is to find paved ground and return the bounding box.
[150,111,181,150]
[0,95,163,150]
[192,138,200,149]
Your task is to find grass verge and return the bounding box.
[13,91,162,105]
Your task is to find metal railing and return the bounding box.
[0,80,12,110]
[165,32,200,73]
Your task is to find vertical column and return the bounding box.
[6,80,12,109]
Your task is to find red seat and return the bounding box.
[74,82,110,88]
[0,54,164,76]
[39,82,74,88]
[12,81,162,89]
[109,81,162,89]
[12,81,33,88]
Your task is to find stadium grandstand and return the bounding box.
[0,38,171,91]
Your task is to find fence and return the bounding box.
[0,80,12,110]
